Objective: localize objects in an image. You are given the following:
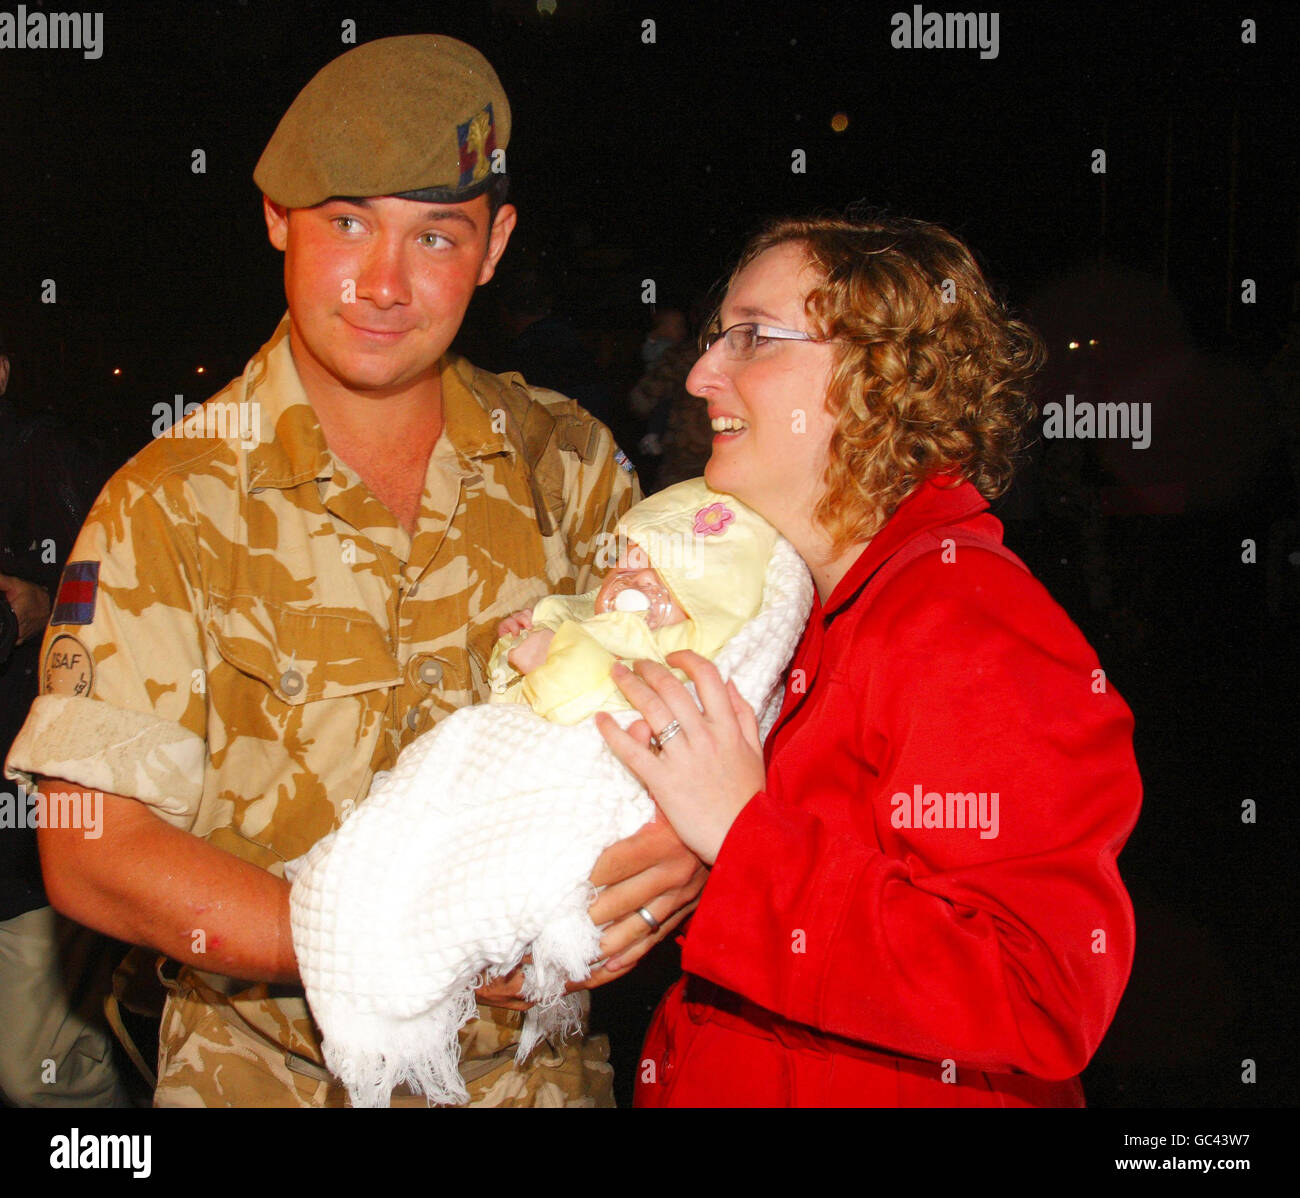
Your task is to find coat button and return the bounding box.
[406,709,421,732]
[279,669,304,697]
[418,658,444,686]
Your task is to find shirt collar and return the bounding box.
[243,316,511,490]
[819,474,991,623]
[440,354,512,463]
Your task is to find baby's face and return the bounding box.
[593,543,687,629]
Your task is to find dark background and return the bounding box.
[1,0,1296,1108]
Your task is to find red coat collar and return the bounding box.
[819,475,991,623]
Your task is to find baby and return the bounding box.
[487,477,777,725]
[494,541,686,687]
[288,479,810,1107]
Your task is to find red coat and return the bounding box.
[635,477,1142,1107]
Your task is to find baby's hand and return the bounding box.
[507,627,554,675]
[497,609,534,640]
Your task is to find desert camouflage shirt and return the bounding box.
[6,316,639,1104]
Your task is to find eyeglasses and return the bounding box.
[699,322,832,360]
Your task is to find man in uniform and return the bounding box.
[5,35,704,1107]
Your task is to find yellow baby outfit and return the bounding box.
[487,479,778,724]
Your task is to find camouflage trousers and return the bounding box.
[153,964,614,1108]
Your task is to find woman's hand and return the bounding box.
[595,651,767,866]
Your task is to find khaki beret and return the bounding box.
[254,34,511,208]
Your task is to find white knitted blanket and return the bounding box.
[288,537,812,1107]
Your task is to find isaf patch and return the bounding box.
[43,634,94,697]
[51,561,99,626]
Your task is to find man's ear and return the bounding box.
[263,196,290,251]
[0,355,10,397]
[477,203,518,286]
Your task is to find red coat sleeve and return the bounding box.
[680,549,1142,1080]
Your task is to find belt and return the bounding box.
[682,977,905,1067]
[163,958,530,1091]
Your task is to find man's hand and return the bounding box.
[574,812,707,987]
[476,965,534,1012]
[0,573,52,645]
[475,818,705,1008]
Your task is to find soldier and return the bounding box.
[5,34,705,1107]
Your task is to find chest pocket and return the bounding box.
[206,595,401,705]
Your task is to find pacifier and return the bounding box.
[595,570,680,630]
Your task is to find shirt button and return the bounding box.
[279,669,304,697]
[418,658,444,686]
[406,709,421,731]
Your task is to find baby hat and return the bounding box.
[615,478,778,659]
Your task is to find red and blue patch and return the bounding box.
[51,561,99,626]
[456,102,497,190]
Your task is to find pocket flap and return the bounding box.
[207,595,401,704]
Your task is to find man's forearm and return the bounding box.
[37,781,299,984]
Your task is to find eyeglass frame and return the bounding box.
[698,321,838,360]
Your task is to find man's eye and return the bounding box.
[331,216,361,233]
[419,231,453,248]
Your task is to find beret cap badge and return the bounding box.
[457,103,497,189]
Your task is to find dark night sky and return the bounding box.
[1,0,1296,437]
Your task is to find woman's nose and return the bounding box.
[686,350,724,398]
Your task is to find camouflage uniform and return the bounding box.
[6,316,639,1106]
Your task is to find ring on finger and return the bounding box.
[635,906,662,933]
[650,719,682,753]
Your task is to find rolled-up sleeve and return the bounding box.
[5,466,208,829]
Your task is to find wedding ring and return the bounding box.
[635,907,662,933]
[651,719,682,752]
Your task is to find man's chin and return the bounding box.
[327,353,436,396]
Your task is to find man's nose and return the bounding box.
[355,235,412,308]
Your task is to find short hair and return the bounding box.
[717,213,1044,552]
[485,172,510,223]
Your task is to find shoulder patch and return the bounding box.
[43,633,95,697]
[51,561,100,626]
[614,449,636,473]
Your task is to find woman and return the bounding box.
[595,214,1142,1107]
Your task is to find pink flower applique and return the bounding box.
[694,502,735,537]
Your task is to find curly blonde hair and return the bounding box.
[716,214,1044,551]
